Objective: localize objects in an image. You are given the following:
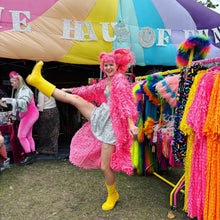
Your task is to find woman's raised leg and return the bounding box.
[26,61,95,120]
[26,61,55,98]
[52,89,95,121]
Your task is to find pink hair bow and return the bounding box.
[9,71,19,81]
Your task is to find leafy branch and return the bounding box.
[195,0,219,9]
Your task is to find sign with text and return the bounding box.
[0,0,219,66]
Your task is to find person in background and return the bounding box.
[26,48,139,211]
[0,88,8,99]
[1,71,39,166]
[0,131,10,172]
[0,87,9,109]
[37,90,60,156]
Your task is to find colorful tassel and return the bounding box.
[143,117,155,139]
[142,74,164,106]
[176,34,211,67]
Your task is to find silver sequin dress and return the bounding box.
[90,90,117,145]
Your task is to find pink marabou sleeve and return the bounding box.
[111,74,138,121]
[71,79,107,103]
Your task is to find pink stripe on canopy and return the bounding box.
[0,0,58,31]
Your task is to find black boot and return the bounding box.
[32,151,37,162]
[19,152,35,166]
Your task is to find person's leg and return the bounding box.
[26,61,95,121]
[0,144,8,164]
[101,143,119,211]
[101,143,115,185]
[27,127,35,152]
[17,116,37,166]
[17,118,31,153]
[26,61,55,98]
[52,89,95,121]
[24,107,39,153]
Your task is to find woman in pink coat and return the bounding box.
[26,48,139,211]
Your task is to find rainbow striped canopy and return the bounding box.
[0,0,219,66]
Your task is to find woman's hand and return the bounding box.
[127,117,139,136]
[129,125,139,136]
[61,88,72,93]
[1,98,6,103]
[6,112,12,117]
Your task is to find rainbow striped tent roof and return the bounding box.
[0,0,219,66]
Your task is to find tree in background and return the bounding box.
[195,0,219,9]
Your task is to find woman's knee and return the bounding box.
[101,162,111,173]
[69,94,84,105]
[17,129,26,139]
[101,163,109,172]
[17,133,25,140]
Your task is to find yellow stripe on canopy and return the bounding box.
[60,0,118,64]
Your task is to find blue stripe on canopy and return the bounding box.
[113,0,145,65]
[132,0,176,65]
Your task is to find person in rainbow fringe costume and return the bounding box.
[1,71,39,166]
[26,48,139,211]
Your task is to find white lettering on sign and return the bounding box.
[61,20,97,41]
[157,29,171,46]
[113,20,130,43]
[100,22,117,42]
[9,10,31,32]
[212,27,220,44]
[0,7,4,28]
[0,8,219,47]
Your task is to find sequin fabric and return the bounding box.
[90,90,116,145]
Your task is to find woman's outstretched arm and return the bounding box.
[61,88,72,93]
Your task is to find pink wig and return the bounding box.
[99,48,136,75]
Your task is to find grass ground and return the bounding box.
[0,159,190,220]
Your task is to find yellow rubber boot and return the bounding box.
[102,182,119,211]
[26,61,56,98]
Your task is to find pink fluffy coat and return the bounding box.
[69,73,138,175]
[186,71,215,220]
